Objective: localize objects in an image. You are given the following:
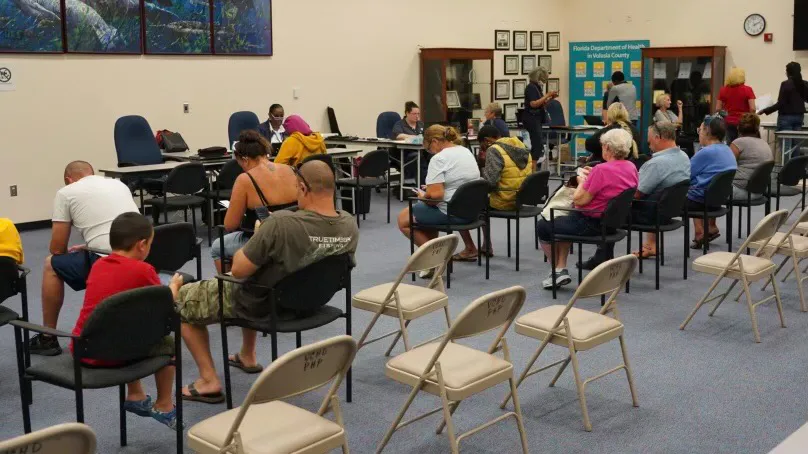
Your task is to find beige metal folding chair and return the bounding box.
[502,254,639,432]
[750,207,808,313]
[187,335,357,454]
[376,286,529,454]
[354,235,457,355]
[680,210,790,343]
[0,422,96,453]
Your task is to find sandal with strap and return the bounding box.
[181,382,225,404]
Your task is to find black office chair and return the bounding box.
[215,254,353,409]
[145,222,203,282]
[730,161,775,240]
[488,171,550,271]
[336,149,390,227]
[300,153,336,174]
[11,286,183,453]
[144,163,207,238]
[629,180,690,288]
[682,170,736,256]
[200,160,243,245]
[408,179,491,288]
[548,187,635,300]
[765,155,808,213]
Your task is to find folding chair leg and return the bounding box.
[375,382,422,454]
[680,274,726,330]
[619,335,640,407]
[712,279,739,314]
[548,357,571,387]
[564,318,592,431]
[435,364,459,453]
[792,254,808,312]
[740,276,763,343]
[771,276,787,329]
[500,338,552,409]
[509,376,530,454]
[435,400,460,435]
[385,320,411,357]
[119,384,127,446]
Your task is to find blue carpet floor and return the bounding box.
[1,192,807,453]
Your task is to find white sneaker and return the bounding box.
[542,269,571,289]
[418,268,435,279]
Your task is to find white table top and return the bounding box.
[769,422,808,453]
[100,161,184,175]
[774,130,808,137]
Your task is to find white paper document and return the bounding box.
[756,94,774,111]
[218,200,230,208]
[653,62,667,79]
[678,62,692,79]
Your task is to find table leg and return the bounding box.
[417,149,421,193]
[138,177,145,215]
[400,148,405,202]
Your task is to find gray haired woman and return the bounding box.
[524,67,558,170]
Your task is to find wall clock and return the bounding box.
[744,13,766,37]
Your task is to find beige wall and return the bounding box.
[1,0,568,223]
[566,0,808,115]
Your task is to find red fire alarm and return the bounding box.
[764,33,774,42]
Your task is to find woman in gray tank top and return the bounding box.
[730,113,773,200]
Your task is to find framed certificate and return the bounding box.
[504,103,519,122]
[504,55,519,75]
[530,31,544,51]
[547,32,561,51]
[495,80,511,100]
[521,55,537,75]
[495,30,510,50]
[547,78,560,95]
[513,31,528,51]
[538,55,552,74]
[512,79,527,99]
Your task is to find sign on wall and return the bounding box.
[567,40,649,128]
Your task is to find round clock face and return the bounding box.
[744,14,766,36]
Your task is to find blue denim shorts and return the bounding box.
[210,231,250,260]
[51,251,101,291]
[411,202,471,226]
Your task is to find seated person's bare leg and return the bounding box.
[692,218,705,240]
[541,241,569,269]
[644,233,658,254]
[41,255,65,329]
[398,207,438,247]
[233,328,258,367]
[153,366,176,412]
[180,323,221,396]
[397,207,412,238]
[127,380,147,402]
[413,228,438,247]
[457,231,479,258]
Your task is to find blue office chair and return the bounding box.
[544,99,571,159]
[228,111,260,145]
[114,115,163,166]
[376,112,402,139]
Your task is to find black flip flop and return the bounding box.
[181,382,225,404]
[229,354,264,374]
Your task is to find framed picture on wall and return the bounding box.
[547,78,560,95]
[504,103,519,123]
[521,55,537,75]
[446,90,461,109]
[66,2,141,53]
[512,79,527,99]
[513,31,528,51]
[145,1,212,54]
[494,80,510,100]
[530,31,544,51]
[538,55,553,74]
[547,32,561,51]
[504,55,519,75]
[495,30,510,50]
[0,3,64,53]
[213,0,273,55]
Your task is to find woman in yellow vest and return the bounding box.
[0,218,23,264]
[455,126,531,261]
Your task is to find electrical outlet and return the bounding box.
[183,103,190,114]
[9,185,17,197]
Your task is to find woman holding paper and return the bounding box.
[759,62,808,143]
[717,67,756,144]
[211,130,298,272]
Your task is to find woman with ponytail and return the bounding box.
[760,62,808,151]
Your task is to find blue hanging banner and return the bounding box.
[567,40,650,133]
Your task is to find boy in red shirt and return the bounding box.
[72,212,184,429]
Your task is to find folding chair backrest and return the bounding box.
[657,180,691,220]
[216,159,244,190]
[447,179,490,221]
[516,170,550,207]
[447,286,526,341]
[740,210,790,252]
[246,335,356,404]
[745,161,775,195]
[572,254,638,300]
[273,254,352,312]
[0,257,20,304]
[404,235,458,275]
[357,149,389,178]
[778,155,808,186]
[0,423,96,454]
[165,162,207,195]
[704,170,736,206]
[601,187,636,230]
[145,222,197,273]
[77,286,176,362]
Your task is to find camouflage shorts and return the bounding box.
[176,279,234,325]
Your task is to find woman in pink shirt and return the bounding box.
[536,128,639,290]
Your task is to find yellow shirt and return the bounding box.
[0,218,23,264]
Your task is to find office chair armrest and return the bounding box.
[549,206,603,216]
[84,247,111,256]
[406,196,445,204]
[10,320,78,339]
[17,265,30,278]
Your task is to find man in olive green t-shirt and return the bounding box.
[176,160,359,402]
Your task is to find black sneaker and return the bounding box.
[29,334,62,356]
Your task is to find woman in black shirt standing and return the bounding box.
[760,62,808,154]
[524,67,558,170]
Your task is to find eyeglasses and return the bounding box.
[292,166,311,192]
